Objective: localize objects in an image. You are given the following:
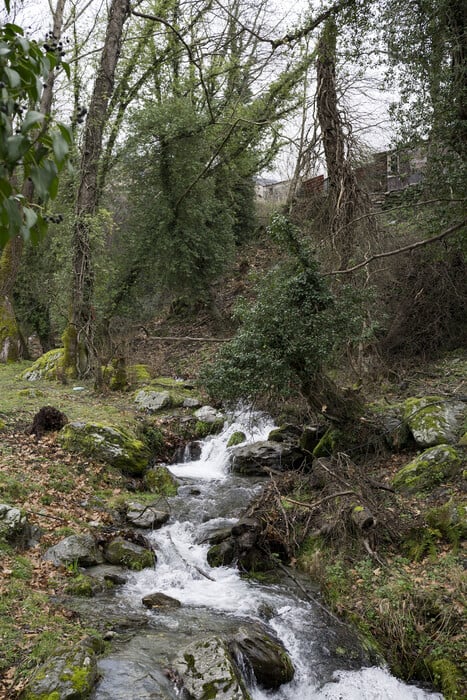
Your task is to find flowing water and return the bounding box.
[91,409,443,700]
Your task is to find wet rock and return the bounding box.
[104,536,155,570]
[207,539,236,567]
[268,424,302,443]
[392,444,462,493]
[197,522,233,545]
[43,533,103,567]
[58,421,150,476]
[85,563,128,586]
[227,431,247,448]
[20,639,98,699]
[403,396,465,447]
[142,592,181,609]
[194,406,225,423]
[126,501,170,529]
[173,635,251,700]
[230,440,304,476]
[0,504,32,548]
[228,622,294,689]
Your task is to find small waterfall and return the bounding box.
[105,408,443,700]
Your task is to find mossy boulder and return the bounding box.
[104,536,155,570]
[143,466,178,496]
[20,641,98,699]
[403,396,465,447]
[392,444,462,493]
[227,431,246,448]
[58,422,150,476]
[173,636,252,700]
[20,348,64,381]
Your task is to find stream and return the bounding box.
[90,409,443,700]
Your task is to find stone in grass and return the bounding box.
[173,636,252,700]
[0,504,32,548]
[58,422,150,476]
[20,347,64,381]
[392,444,462,493]
[20,639,99,700]
[134,389,172,412]
[43,534,104,568]
[104,536,155,571]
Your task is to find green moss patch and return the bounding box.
[392,444,462,493]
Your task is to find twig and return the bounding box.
[325,219,466,275]
[140,335,231,343]
[282,490,356,511]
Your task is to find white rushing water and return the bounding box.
[121,409,443,700]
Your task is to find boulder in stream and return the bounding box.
[104,536,155,570]
[126,501,170,529]
[173,635,252,700]
[142,591,181,609]
[228,622,295,689]
[229,440,304,476]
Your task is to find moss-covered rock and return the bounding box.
[173,636,252,700]
[104,536,155,570]
[428,657,463,698]
[20,641,98,699]
[392,444,462,493]
[312,428,342,458]
[194,419,224,439]
[58,422,150,475]
[20,348,64,381]
[143,466,178,496]
[227,431,246,448]
[403,396,465,447]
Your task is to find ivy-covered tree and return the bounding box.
[202,214,366,423]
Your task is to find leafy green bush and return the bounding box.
[202,215,367,420]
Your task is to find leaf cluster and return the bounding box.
[0,21,72,245]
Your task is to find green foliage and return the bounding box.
[0,21,72,245]
[202,215,367,406]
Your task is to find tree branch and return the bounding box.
[325,219,466,275]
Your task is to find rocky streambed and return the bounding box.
[20,407,450,700]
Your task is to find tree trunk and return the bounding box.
[316,18,368,269]
[64,0,130,378]
[0,0,66,363]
